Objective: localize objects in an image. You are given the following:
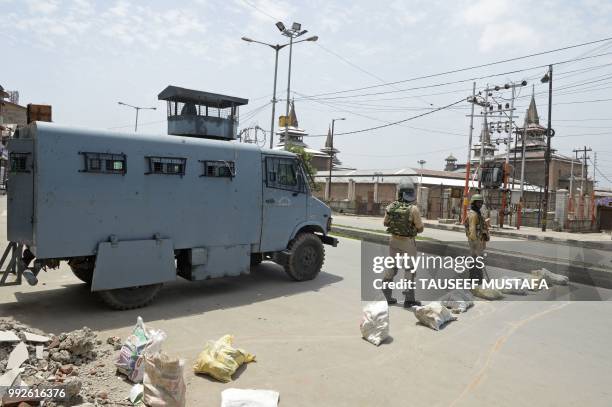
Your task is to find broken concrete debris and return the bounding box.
[0,318,132,406]
[0,331,20,343]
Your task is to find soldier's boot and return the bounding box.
[469,266,483,285]
[403,289,421,308]
[382,288,397,305]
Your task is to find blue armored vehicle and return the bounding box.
[0,87,337,309]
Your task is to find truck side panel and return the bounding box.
[30,123,262,259]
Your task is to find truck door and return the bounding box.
[260,155,308,252]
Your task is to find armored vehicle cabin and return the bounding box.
[1,87,337,309]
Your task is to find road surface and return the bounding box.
[0,207,611,406]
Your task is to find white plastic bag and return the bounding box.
[143,352,186,407]
[116,316,167,383]
[414,302,457,331]
[360,301,389,346]
[440,290,474,313]
[221,388,280,407]
[531,268,569,286]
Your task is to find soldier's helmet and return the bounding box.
[470,194,484,203]
[397,178,416,202]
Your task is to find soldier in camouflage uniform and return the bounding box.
[464,194,489,283]
[382,178,424,307]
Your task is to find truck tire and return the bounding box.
[68,258,95,285]
[283,233,325,281]
[250,253,263,267]
[98,284,163,310]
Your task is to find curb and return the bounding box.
[331,226,612,289]
[423,222,612,250]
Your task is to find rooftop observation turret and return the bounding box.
[158,86,248,141]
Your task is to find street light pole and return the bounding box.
[284,34,294,149]
[275,21,316,150]
[117,102,156,132]
[327,118,345,201]
[241,33,317,149]
[541,65,553,232]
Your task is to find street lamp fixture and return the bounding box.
[117,102,156,132]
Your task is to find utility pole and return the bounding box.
[327,118,345,202]
[478,86,489,189]
[541,65,553,232]
[569,157,574,213]
[417,159,426,210]
[461,82,477,223]
[574,146,592,194]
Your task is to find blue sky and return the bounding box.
[2,0,612,186]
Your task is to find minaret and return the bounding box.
[277,100,308,148]
[471,115,496,163]
[513,85,547,154]
[321,126,342,167]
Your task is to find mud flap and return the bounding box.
[91,238,176,291]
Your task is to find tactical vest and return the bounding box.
[464,209,485,239]
[386,201,418,237]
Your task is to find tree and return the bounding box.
[287,145,320,191]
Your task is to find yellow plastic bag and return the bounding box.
[193,335,256,382]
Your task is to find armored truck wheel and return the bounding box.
[283,233,325,281]
[68,257,95,285]
[98,283,163,310]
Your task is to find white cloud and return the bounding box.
[478,21,541,52]
[26,0,59,14]
[461,0,509,25]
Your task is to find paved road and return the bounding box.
[334,214,612,269]
[1,225,611,406]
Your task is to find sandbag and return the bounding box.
[143,352,186,407]
[500,278,528,295]
[221,388,279,407]
[440,290,474,314]
[193,335,256,383]
[472,286,505,300]
[531,268,569,286]
[116,316,166,383]
[414,302,457,331]
[360,301,390,346]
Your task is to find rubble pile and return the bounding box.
[0,318,132,406]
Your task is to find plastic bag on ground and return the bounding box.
[193,335,256,383]
[440,290,474,313]
[472,286,505,300]
[116,316,167,383]
[360,301,390,346]
[221,388,279,407]
[143,351,186,407]
[531,268,569,286]
[414,302,458,331]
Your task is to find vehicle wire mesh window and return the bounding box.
[146,156,187,177]
[79,152,126,175]
[200,160,235,178]
[266,157,305,193]
[9,152,30,173]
